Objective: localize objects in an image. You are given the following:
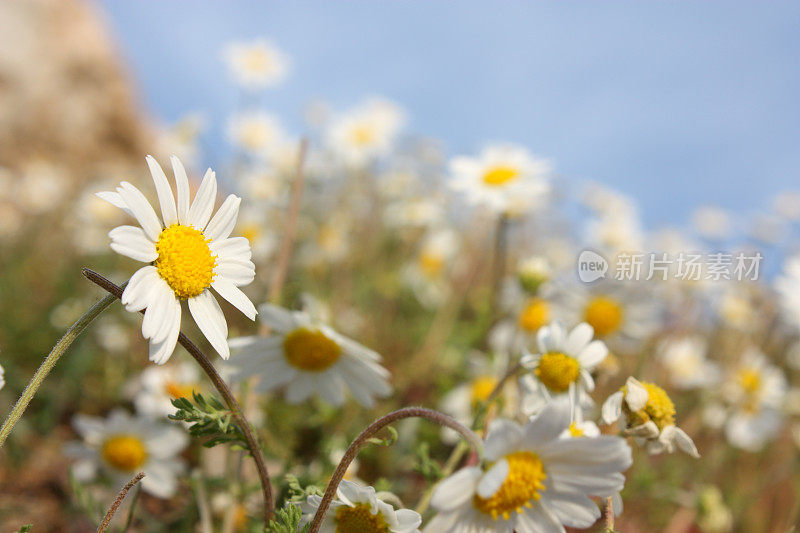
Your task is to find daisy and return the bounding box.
[224,38,289,90]
[691,206,733,241]
[131,361,202,418]
[401,228,459,308]
[425,399,632,532]
[226,111,285,157]
[775,254,800,331]
[300,479,422,533]
[326,98,405,166]
[602,376,699,457]
[66,409,188,498]
[227,303,391,407]
[520,322,608,414]
[98,155,257,364]
[447,144,551,214]
[657,335,721,390]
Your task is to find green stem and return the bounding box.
[0,289,120,447]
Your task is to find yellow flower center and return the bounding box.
[334,503,390,533]
[624,381,676,430]
[101,435,147,472]
[164,381,197,399]
[583,296,624,336]
[350,125,376,147]
[473,451,547,520]
[535,352,580,393]
[518,298,549,332]
[418,251,445,277]
[239,223,262,244]
[482,165,519,187]
[244,49,272,73]
[470,375,498,406]
[155,224,217,300]
[568,422,584,437]
[283,328,342,371]
[737,368,761,395]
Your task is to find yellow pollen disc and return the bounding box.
[470,375,498,406]
[350,125,375,146]
[473,451,547,520]
[583,296,624,337]
[283,328,342,371]
[334,503,390,533]
[482,165,520,187]
[164,381,197,399]
[102,435,147,472]
[738,368,762,395]
[623,381,676,430]
[518,298,550,332]
[568,422,584,437]
[418,251,445,277]
[535,352,580,393]
[155,224,216,300]
[244,50,271,72]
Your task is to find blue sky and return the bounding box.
[99,1,800,228]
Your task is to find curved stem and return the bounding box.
[97,472,145,533]
[0,289,120,447]
[308,407,482,533]
[82,268,275,522]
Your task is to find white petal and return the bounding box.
[565,323,594,355]
[204,194,241,241]
[541,491,600,528]
[117,182,162,241]
[172,155,191,225]
[109,225,157,262]
[577,340,608,369]
[624,377,648,412]
[476,458,509,499]
[212,279,257,320]
[601,391,624,424]
[149,310,181,365]
[188,168,217,230]
[209,236,252,260]
[430,467,481,512]
[96,191,133,216]
[146,155,178,225]
[121,266,160,312]
[216,259,256,286]
[483,419,523,461]
[522,396,571,449]
[188,291,229,359]
[257,303,299,332]
[394,509,422,533]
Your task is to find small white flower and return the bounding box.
[98,155,257,364]
[227,304,392,407]
[66,409,188,498]
[224,38,289,90]
[692,206,732,241]
[602,376,699,458]
[401,228,459,308]
[300,479,421,533]
[448,144,551,214]
[425,399,632,532]
[326,98,405,166]
[657,335,721,389]
[131,362,201,418]
[227,111,286,156]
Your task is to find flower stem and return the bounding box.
[97,471,145,533]
[604,495,616,532]
[81,268,275,523]
[308,407,482,533]
[0,288,120,447]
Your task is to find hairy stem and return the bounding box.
[308,407,482,533]
[0,289,120,447]
[604,495,615,531]
[82,268,274,522]
[97,472,145,533]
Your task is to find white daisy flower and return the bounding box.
[657,335,721,390]
[226,111,286,157]
[98,155,257,364]
[520,322,608,414]
[447,144,551,214]
[224,38,289,90]
[425,399,632,532]
[602,376,699,458]
[131,361,201,418]
[401,228,459,308]
[227,304,391,407]
[326,98,405,167]
[300,479,421,533]
[66,409,188,498]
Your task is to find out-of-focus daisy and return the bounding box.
[657,336,720,390]
[448,144,551,214]
[516,255,551,295]
[692,206,732,241]
[236,205,278,263]
[131,362,201,418]
[720,348,786,451]
[227,111,285,157]
[425,399,631,532]
[300,479,421,533]
[66,409,188,498]
[156,113,205,169]
[520,322,608,414]
[98,155,257,363]
[602,376,699,457]
[773,191,800,221]
[695,485,733,533]
[402,229,459,308]
[326,98,405,166]
[384,197,444,229]
[224,38,288,90]
[228,303,391,407]
[775,254,800,331]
